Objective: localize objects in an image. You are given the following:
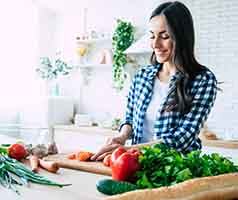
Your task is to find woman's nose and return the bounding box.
[152,38,162,49]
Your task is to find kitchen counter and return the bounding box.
[1,133,238,200]
[0,134,108,200]
[1,167,108,200]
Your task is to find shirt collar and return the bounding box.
[147,64,183,81]
[147,64,162,80]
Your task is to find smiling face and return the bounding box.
[149,15,174,64]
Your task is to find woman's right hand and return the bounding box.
[90,134,128,161]
[106,134,127,146]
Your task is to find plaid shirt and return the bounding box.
[121,64,217,152]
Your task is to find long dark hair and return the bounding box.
[150,1,206,114]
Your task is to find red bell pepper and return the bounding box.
[111,146,127,164]
[111,146,140,182]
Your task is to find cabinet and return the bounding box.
[53,125,117,153]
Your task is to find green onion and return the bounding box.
[0,155,71,194]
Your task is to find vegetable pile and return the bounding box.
[136,143,238,188]
[0,155,71,194]
[97,144,238,196]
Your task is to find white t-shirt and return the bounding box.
[141,77,169,143]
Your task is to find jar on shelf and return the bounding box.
[76,37,89,64]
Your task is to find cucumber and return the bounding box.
[96,179,138,195]
[1,144,11,147]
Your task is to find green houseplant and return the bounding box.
[112,19,135,90]
[36,53,74,95]
[36,54,74,80]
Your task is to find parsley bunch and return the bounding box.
[136,143,238,189]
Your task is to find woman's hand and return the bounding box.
[106,134,127,146]
[91,124,132,161]
[91,134,128,161]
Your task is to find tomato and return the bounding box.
[8,143,27,160]
[103,154,111,167]
[111,152,140,181]
[110,146,126,165]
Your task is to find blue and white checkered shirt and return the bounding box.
[120,64,217,152]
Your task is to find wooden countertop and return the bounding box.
[0,134,107,200]
[1,130,238,200]
[1,168,108,200]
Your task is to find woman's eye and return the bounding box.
[149,35,155,39]
[160,34,170,39]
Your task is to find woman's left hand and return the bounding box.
[91,143,121,161]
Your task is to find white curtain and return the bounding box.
[0,0,40,126]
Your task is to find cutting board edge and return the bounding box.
[44,154,112,176]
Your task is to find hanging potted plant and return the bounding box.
[112,19,135,91]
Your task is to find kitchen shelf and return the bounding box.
[76,63,112,84]
[76,38,111,45]
[77,63,112,68]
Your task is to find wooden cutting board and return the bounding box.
[200,131,238,149]
[44,154,111,176]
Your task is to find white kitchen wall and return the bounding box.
[38,0,238,138]
[37,4,58,58]
[0,0,41,135]
[187,0,238,140]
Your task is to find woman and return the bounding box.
[91,1,217,161]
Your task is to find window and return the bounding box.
[0,0,40,110]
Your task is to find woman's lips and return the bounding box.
[155,50,167,55]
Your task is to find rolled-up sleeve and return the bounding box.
[161,74,217,152]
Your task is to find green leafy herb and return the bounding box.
[136,143,238,189]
